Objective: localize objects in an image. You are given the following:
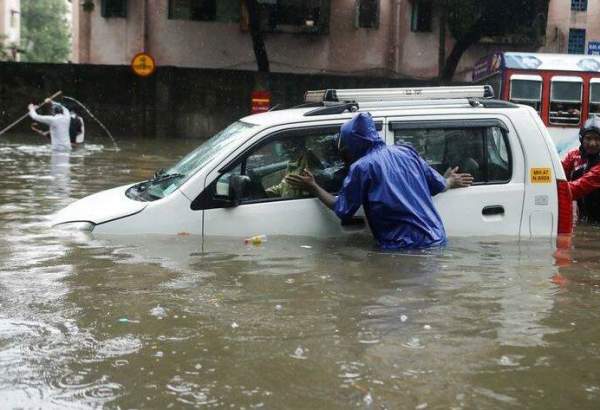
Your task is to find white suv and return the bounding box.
[52,86,572,238]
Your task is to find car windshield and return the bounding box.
[128,121,256,201]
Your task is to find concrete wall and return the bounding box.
[0,61,436,140]
[542,0,600,53]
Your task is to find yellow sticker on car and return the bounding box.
[530,168,552,184]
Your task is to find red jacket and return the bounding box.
[562,148,600,200]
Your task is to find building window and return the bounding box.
[9,10,19,28]
[356,0,379,29]
[254,0,331,34]
[571,0,587,11]
[411,0,432,32]
[101,0,127,18]
[169,0,217,21]
[568,28,586,54]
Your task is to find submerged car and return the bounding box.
[52,86,572,238]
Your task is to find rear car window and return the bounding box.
[391,122,511,184]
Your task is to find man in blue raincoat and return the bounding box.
[286,113,473,249]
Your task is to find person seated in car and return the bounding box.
[562,116,600,224]
[265,138,326,198]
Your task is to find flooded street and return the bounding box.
[1,136,600,409]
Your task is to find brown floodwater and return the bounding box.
[1,135,600,409]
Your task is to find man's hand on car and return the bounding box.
[444,166,474,190]
[285,169,316,192]
[286,169,337,210]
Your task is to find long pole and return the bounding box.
[0,90,63,137]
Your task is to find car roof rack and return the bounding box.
[301,85,497,116]
[304,85,494,105]
[304,102,359,116]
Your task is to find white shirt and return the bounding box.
[29,104,72,151]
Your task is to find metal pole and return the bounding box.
[0,90,62,137]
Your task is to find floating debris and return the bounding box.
[149,305,167,319]
[290,346,307,360]
[117,317,140,324]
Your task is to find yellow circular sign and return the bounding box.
[131,52,156,77]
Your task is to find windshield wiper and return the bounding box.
[134,172,185,194]
[149,172,185,184]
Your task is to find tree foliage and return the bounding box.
[441,0,549,81]
[0,35,9,61]
[20,0,71,63]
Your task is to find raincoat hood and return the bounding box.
[339,113,385,162]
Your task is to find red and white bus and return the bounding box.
[473,52,600,157]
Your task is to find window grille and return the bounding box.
[571,0,587,12]
[568,28,586,54]
[411,0,432,32]
[101,0,127,18]
[168,0,216,21]
[356,0,379,29]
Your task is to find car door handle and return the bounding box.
[482,205,504,216]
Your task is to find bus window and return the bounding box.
[549,76,583,125]
[509,74,542,112]
[590,79,600,117]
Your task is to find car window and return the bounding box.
[127,121,255,202]
[392,124,511,184]
[214,128,346,204]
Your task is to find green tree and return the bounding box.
[20,0,71,63]
[0,35,8,61]
[440,0,549,81]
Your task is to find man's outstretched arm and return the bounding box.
[285,169,336,209]
[443,166,474,192]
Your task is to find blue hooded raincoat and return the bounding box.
[334,113,448,249]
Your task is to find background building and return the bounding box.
[542,0,600,54]
[0,0,20,61]
[73,0,536,81]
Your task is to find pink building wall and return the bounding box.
[542,0,600,53]
[72,0,498,81]
[0,0,20,60]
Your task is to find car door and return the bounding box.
[386,116,526,237]
[199,125,364,238]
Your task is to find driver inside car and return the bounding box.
[265,138,325,198]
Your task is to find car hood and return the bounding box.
[51,185,147,226]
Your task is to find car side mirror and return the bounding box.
[228,174,251,206]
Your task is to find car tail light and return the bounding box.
[556,180,573,235]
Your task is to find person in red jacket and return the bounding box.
[562,116,600,223]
